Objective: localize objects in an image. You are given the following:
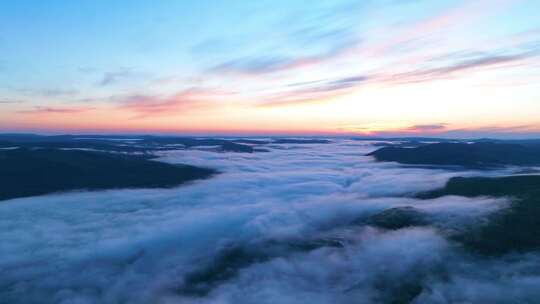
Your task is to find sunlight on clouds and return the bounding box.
[1,0,539,136]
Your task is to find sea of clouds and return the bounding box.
[1,139,539,304]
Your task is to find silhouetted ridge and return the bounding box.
[0,148,216,201]
[368,142,540,167]
[418,175,540,255]
[0,134,263,153]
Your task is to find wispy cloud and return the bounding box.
[443,124,540,137]
[0,99,24,104]
[348,123,540,138]
[407,123,447,131]
[98,68,150,86]
[258,75,367,107]
[17,88,79,97]
[118,88,236,117]
[211,39,358,76]
[374,51,539,85]
[212,56,295,75]
[18,106,92,114]
[364,0,516,58]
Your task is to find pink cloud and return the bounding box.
[119,88,237,117]
[363,0,516,58]
[18,106,93,114]
[407,124,447,132]
[371,51,538,85]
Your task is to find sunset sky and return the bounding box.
[1,0,539,137]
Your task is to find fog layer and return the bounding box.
[0,140,534,304]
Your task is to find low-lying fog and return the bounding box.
[1,140,538,303]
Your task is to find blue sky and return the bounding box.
[1,0,540,137]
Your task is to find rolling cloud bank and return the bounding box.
[1,140,539,303]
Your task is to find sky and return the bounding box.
[0,0,539,138]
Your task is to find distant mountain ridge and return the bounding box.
[368,142,540,167]
[0,148,217,201]
[0,134,334,154]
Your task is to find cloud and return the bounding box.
[407,124,447,131]
[437,125,540,139]
[375,51,539,85]
[2,139,533,304]
[17,88,79,97]
[211,39,358,76]
[0,99,24,104]
[98,68,150,86]
[17,106,92,114]
[342,123,540,138]
[258,75,367,107]
[118,88,235,117]
[325,76,368,89]
[213,56,295,75]
[364,0,516,58]
[204,1,361,78]
[233,43,538,108]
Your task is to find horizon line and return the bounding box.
[2,131,540,141]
